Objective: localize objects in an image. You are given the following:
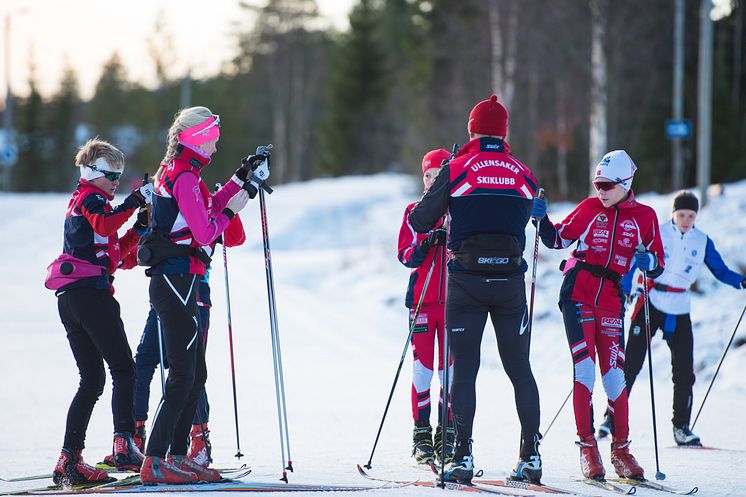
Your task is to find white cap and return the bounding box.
[593,150,637,190]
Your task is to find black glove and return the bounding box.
[133,207,149,233]
[234,155,262,182]
[420,228,447,252]
[741,278,746,289]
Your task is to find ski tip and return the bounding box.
[356,464,370,477]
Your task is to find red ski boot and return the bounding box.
[610,440,644,479]
[53,449,110,486]
[575,435,605,479]
[187,423,212,467]
[172,456,221,483]
[140,456,197,485]
[113,433,145,471]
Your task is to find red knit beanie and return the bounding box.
[421,148,451,174]
[468,94,509,137]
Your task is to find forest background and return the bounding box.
[3,0,745,200]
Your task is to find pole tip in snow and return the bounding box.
[286,461,294,472]
[655,471,666,481]
[235,450,244,459]
[280,471,288,483]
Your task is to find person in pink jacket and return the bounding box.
[138,107,258,484]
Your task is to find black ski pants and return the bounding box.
[145,273,207,457]
[57,287,136,450]
[625,303,695,427]
[447,271,541,458]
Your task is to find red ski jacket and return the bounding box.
[539,192,664,313]
[62,180,140,292]
[397,201,446,308]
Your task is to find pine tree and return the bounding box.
[319,0,387,176]
[47,62,80,191]
[15,57,45,192]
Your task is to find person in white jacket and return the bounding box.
[599,190,746,446]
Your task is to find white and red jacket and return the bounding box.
[397,201,446,308]
[539,192,664,313]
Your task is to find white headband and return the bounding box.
[79,157,118,181]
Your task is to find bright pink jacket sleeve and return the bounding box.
[172,172,232,246]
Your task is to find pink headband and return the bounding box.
[178,114,220,147]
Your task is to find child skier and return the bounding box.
[50,138,152,485]
[397,148,454,465]
[598,190,746,446]
[534,150,664,480]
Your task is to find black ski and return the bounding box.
[608,478,698,495]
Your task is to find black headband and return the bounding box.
[673,194,699,213]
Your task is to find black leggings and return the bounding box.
[625,303,694,426]
[145,274,207,457]
[447,272,540,455]
[57,287,136,450]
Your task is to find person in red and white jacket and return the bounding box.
[535,150,664,480]
[397,148,453,466]
[52,138,153,486]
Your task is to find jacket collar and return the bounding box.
[176,142,212,170]
[77,179,114,201]
[456,137,512,158]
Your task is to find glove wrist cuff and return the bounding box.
[222,208,235,220]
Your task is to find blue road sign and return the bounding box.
[665,119,692,140]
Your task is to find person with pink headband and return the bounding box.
[138,106,265,484]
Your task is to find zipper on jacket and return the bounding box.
[594,207,619,307]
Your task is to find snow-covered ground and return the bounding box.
[1,174,745,496]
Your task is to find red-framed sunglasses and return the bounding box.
[593,176,632,191]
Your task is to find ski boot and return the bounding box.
[442,439,474,484]
[673,424,701,446]
[511,433,542,484]
[187,423,212,467]
[53,448,110,486]
[134,420,147,453]
[576,435,605,480]
[140,456,197,485]
[412,425,435,464]
[597,411,614,440]
[113,432,145,471]
[434,424,456,465]
[610,439,644,479]
[171,455,221,482]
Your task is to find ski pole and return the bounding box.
[438,243,451,489]
[542,387,572,438]
[691,301,746,429]
[216,182,245,460]
[363,244,443,470]
[254,146,293,482]
[527,188,545,339]
[636,245,665,481]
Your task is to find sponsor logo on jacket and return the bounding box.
[601,317,623,328]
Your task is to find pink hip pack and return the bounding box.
[44,254,105,291]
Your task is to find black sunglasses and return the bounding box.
[87,164,122,182]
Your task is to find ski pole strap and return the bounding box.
[561,259,621,286]
[649,280,687,293]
